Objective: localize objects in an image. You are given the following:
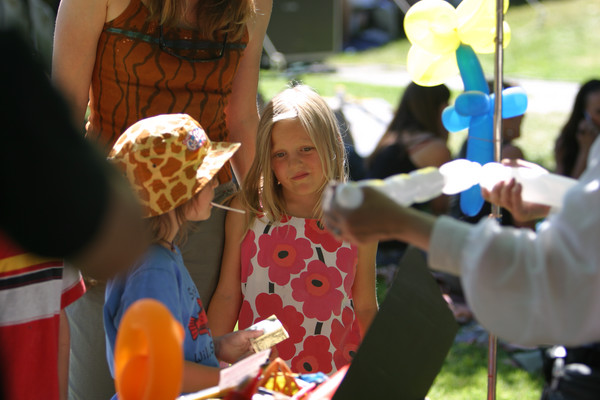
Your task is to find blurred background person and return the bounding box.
[365,82,451,279]
[554,79,600,179]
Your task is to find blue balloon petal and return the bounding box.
[460,185,486,216]
[489,88,528,118]
[442,106,471,132]
[455,91,490,116]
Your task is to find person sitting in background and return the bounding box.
[554,79,600,179]
[335,108,367,181]
[365,82,451,275]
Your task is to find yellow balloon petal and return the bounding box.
[457,0,511,53]
[457,0,495,25]
[407,45,459,87]
[404,0,460,55]
[459,20,511,53]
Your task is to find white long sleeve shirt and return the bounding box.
[429,137,600,347]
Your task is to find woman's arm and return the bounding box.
[351,242,379,338]
[226,0,272,182]
[52,0,110,128]
[207,196,246,336]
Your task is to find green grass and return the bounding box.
[259,70,403,106]
[259,0,599,171]
[428,343,545,400]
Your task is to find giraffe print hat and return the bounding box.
[109,114,240,217]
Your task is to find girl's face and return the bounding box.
[585,91,600,128]
[185,178,217,221]
[270,118,325,200]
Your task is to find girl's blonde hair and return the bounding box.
[146,0,256,41]
[241,84,347,230]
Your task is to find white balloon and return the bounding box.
[329,159,578,210]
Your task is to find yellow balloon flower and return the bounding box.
[404,0,511,86]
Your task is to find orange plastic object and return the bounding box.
[114,298,185,400]
[258,358,299,396]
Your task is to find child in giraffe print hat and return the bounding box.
[109,113,240,217]
[104,114,263,397]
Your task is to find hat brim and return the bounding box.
[191,141,241,195]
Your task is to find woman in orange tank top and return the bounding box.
[52,0,272,398]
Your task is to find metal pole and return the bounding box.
[488,0,505,399]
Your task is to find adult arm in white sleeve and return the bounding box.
[430,139,600,346]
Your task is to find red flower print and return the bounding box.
[238,300,254,330]
[330,307,361,369]
[188,299,209,340]
[304,219,342,252]
[255,293,306,360]
[291,260,343,321]
[280,214,291,223]
[238,293,306,361]
[241,230,257,283]
[257,225,313,285]
[291,335,333,374]
[335,246,358,295]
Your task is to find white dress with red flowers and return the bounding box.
[238,215,362,375]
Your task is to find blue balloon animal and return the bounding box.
[442,44,528,216]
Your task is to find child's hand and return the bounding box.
[214,329,264,364]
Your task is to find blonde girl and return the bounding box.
[209,85,378,374]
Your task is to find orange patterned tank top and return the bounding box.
[87,0,248,183]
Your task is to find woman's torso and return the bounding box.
[238,215,361,375]
[87,0,248,182]
[368,132,446,254]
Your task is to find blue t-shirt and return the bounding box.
[104,244,219,377]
